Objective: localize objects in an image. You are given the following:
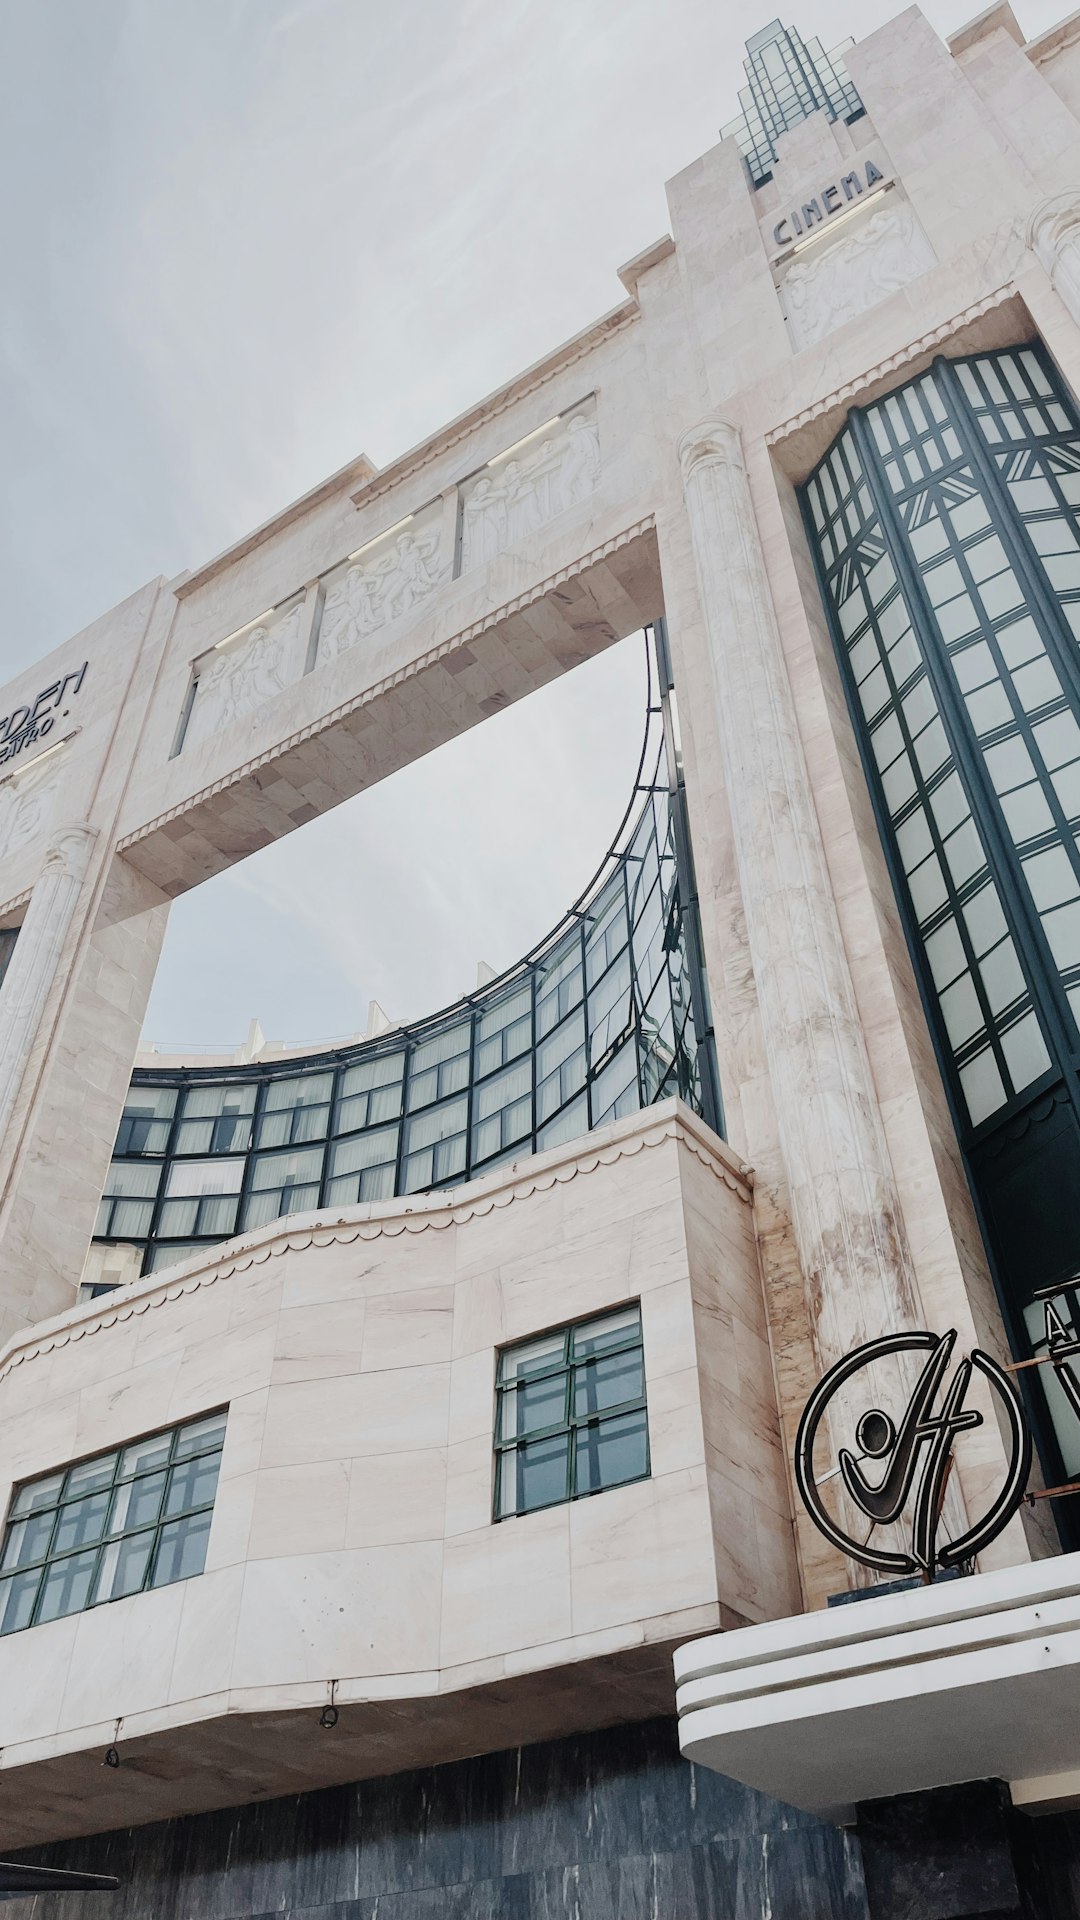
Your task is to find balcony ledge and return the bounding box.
[675,1551,1080,1821]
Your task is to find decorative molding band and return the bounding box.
[0,1101,752,1382]
[1026,16,1080,66]
[0,885,33,921]
[349,303,639,508]
[116,517,658,854]
[765,284,1019,447]
[174,307,638,602]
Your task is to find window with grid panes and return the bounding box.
[92,646,719,1274]
[242,1145,323,1229]
[159,1158,245,1238]
[175,1082,256,1155]
[495,1306,648,1518]
[95,1160,162,1239]
[0,1411,226,1635]
[115,1086,176,1156]
[256,1073,333,1149]
[802,346,1080,1543]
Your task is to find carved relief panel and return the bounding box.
[777,197,937,352]
[0,746,64,862]
[316,497,449,666]
[180,596,307,754]
[458,399,600,573]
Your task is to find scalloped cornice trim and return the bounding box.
[0,1102,751,1381]
[765,286,1017,447]
[0,883,32,921]
[116,518,657,856]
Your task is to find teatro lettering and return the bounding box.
[0,661,87,768]
[772,157,886,253]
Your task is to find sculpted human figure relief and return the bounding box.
[183,600,301,752]
[316,509,447,664]
[0,752,62,862]
[780,200,937,352]
[459,402,601,572]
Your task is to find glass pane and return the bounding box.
[150,1511,212,1587]
[166,1159,244,1197]
[958,1047,1007,1125]
[0,1510,54,1572]
[500,1330,566,1384]
[92,1531,155,1604]
[10,1472,63,1518]
[264,1074,333,1110]
[164,1452,222,1517]
[65,1456,118,1500]
[573,1348,645,1417]
[1000,1011,1052,1091]
[174,1412,227,1459]
[36,1549,98,1623]
[340,1054,404,1095]
[497,1434,569,1517]
[0,1567,41,1634]
[53,1490,111,1555]
[574,1409,649,1496]
[499,1371,566,1441]
[108,1470,167,1535]
[572,1307,642,1358]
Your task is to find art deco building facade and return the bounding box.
[7,6,1080,1913]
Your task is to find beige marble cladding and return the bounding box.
[5,0,1080,1623]
[0,1103,789,1844]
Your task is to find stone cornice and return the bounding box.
[116,518,657,855]
[764,284,1019,448]
[171,305,638,602]
[348,302,638,508]
[1025,10,1080,66]
[0,1100,752,1381]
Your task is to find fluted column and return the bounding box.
[678,420,922,1378]
[1028,191,1080,325]
[0,824,97,1146]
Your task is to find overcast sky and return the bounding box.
[0,0,1063,1046]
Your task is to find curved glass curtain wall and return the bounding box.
[801,344,1080,1530]
[94,627,721,1281]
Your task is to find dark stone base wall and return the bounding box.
[7,1718,869,1920]
[14,1716,1080,1918]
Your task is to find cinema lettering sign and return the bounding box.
[770,158,888,258]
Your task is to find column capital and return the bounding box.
[41,823,97,882]
[677,418,744,485]
[1026,189,1080,271]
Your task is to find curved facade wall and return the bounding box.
[91,635,720,1282]
[0,1102,792,1845]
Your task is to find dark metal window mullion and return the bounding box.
[137,1075,188,1275]
[826,491,1013,1096]
[940,507,1080,916]
[391,1038,412,1197]
[315,1061,342,1212]
[236,1078,269,1235]
[463,1005,479,1184]
[937,352,1080,722]
[654,617,724,1137]
[848,402,1078,1081]
[803,460,1014,1148]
